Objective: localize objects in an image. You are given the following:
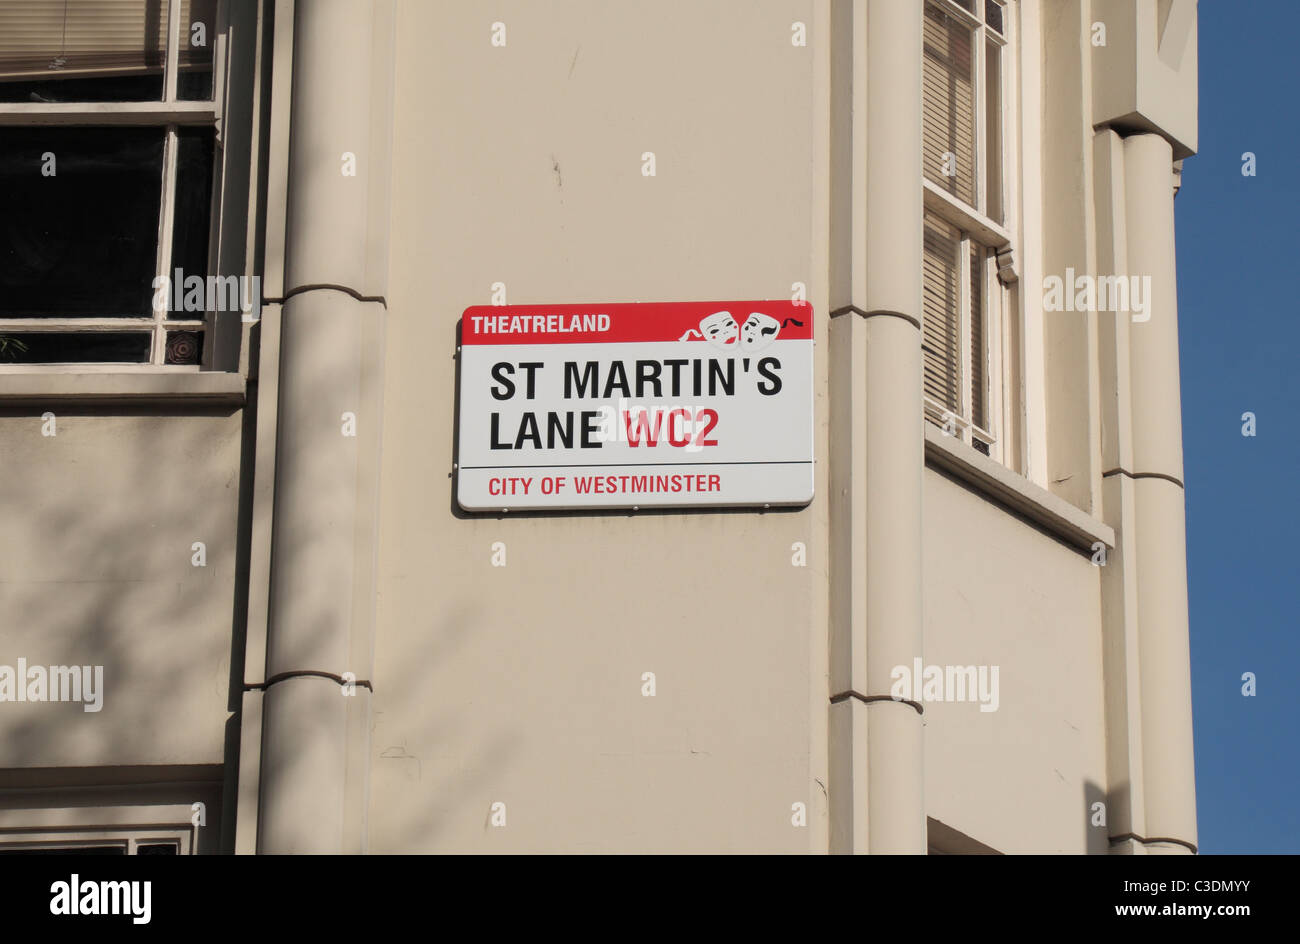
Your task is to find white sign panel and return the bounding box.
[456,300,814,510]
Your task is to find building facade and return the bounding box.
[0,0,1199,854]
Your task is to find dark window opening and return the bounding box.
[1,845,126,855]
[0,332,152,364]
[136,842,179,855]
[0,126,166,318]
[168,126,216,317]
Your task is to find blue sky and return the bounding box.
[1177,0,1300,854]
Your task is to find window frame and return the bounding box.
[0,828,191,855]
[0,798,203,855]
[922,0,1020,469]
[923,215,1004,459]
[923,0,1007,223]
[0,0,232,372]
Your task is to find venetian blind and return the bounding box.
[923,213,962,414]
[0,0,210,82]
[922,2,976,207]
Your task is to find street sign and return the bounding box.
[456,300,814,511]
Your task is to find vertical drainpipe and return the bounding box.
[829,0,926,854]
[861,0,926,855]
[1094,126,1148,853]
[1122,133,1197,854]
[257,0,386,854]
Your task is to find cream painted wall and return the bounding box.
[0,411,243,770]
[368,0,827,852]
[0,0,1196,855]
[923,467,1107,854]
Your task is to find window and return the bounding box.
[0,793,210,855]
[0,833,185,854]
[0,0,228,368]
[922,0,1015,462]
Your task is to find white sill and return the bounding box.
[924,424,1114,552]
[0,371,245,405]
[922,179,1013,247]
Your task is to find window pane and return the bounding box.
[985,0,1005,35]
[923,213,962,415]
[0,332,152,364]
[0,844,127,855]
[970,245,986,431]
[178,0,217,101]
[0,127,164,318]
[0,0,169,103]
[985,39,1003,224]
[923,2,977,207]
[136,842,179,854]
[167,126,216,317]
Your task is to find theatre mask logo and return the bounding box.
[740,312,802,352]
[685,310,739,349]
[677,310,804,352]
[456,300,814,511]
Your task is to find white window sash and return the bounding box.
[0,0,222,369]
[923,0,1015,466]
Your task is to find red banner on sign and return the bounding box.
[461,300,814,346]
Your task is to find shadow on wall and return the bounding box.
[366,600,523,850]
[243,305,525,853]
[0,402,245,844]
